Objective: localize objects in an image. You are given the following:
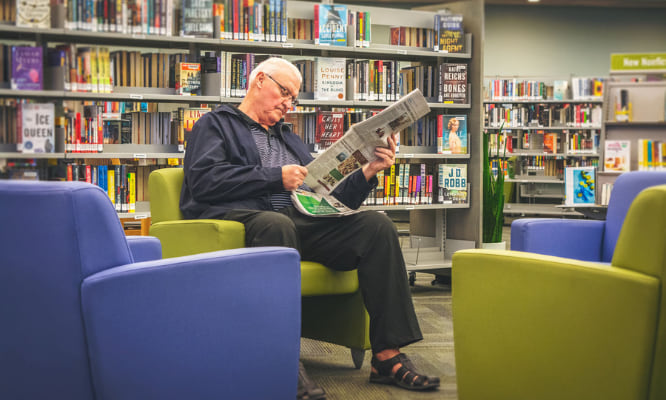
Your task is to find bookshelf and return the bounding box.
[598,78,666,203]
[0,0,484,272]
[483,76,604,217]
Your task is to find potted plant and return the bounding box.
[482,123,507,247]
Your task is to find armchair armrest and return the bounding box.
[511,218,605,261]
[125,236,161,262]
[452,249,659,400]
[81,247,301,400]
[149,219,245,258]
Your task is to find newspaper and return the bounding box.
[291,189,361,217]
[303,89,431,195]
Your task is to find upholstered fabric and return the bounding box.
[452,184,666,400]
[148,167,372,362]
[0,180,301,400]
[511,171,666,262]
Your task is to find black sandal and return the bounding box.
[369,353,440,391]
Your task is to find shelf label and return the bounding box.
[402,153,414,158]
[405,205,415,210]
[134,214,148,220]
[133,153,147,159]
[397,49,407,55]
[281,42,294,48]
[129,94,144,99]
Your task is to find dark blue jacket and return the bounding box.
[180,104,377,219]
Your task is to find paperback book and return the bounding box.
[11,46,43,90]
[317,4,348,46]
[603,140,630,172]
[19,103,55,153]
[176,62,201,95]
[438,114,467,154]
[438,164,467,204]
[565,166,596,205]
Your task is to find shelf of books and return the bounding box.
[1,0,484,270]
[483,76,605,217]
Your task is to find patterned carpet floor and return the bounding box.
[301,272,458,400]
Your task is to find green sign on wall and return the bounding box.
[610,53,666,72]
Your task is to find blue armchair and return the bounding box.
[0,180,301,400]
[511,170,666,262]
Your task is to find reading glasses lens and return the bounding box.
[266,74,298,106]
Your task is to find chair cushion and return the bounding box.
[301,261,359,296]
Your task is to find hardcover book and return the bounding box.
[438,114,467,154]
[314,57,346,101]
[16,0,50,28]
[19,103,55,153]
[438,164,467,204]
[11,46,43,90]
[176,62,201,95]
[604,140,630,172]
[318,4,348,46]
[434,13,464,53]
[181,0,213,37]
[439,63,467,104]
[565,166,596,205]
[178,106,210,151]
[315,111,345,152]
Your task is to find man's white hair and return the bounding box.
[249,57,303,87]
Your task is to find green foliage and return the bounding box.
[482,123,506,243]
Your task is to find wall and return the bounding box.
[484,5,666,78]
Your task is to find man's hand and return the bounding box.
[282,164,308,190]
[362,133,398,181]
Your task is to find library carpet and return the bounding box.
[301,272,457,400]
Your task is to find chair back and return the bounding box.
[148,167,185,224]
[0,180,133,400]
[602,171,666,262]
[612,184,666,400]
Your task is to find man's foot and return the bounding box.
[297,361,326,400]
[369,352,440,391]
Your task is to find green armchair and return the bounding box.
[451,184,666,400]
[148,167,371,368]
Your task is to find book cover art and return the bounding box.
[16,0,50,28]
[543,132,558,153]
[179,106,210,151]
[181,0,213,37]
[434,13,464,53]
[565,166,596,205]
[20,103,55,153]
[176,62,201,95]
[318,4,348,46]
[439,63,467,104]
[438,163,467,204]
[604,140,630,172]
[315,111,344,152]
[314,57,346,101]
[11,46,43,90]
[438,115,467,154]
[553,80,569,100]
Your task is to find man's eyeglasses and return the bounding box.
[265,73,299,106]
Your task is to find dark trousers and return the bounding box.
[223,207,423,354]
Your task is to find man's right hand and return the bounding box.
[282,165,308,191]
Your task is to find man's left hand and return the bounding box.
[362,133,398,181]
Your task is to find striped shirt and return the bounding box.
[248,122,304,210]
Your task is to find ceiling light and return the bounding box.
[528,0,540,2]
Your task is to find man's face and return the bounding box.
[257,70,300,126]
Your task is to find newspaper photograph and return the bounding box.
[303,89,431,195]
[290,189,361,217]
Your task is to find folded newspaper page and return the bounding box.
[303,89,431,195]
[290,189,361,217]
